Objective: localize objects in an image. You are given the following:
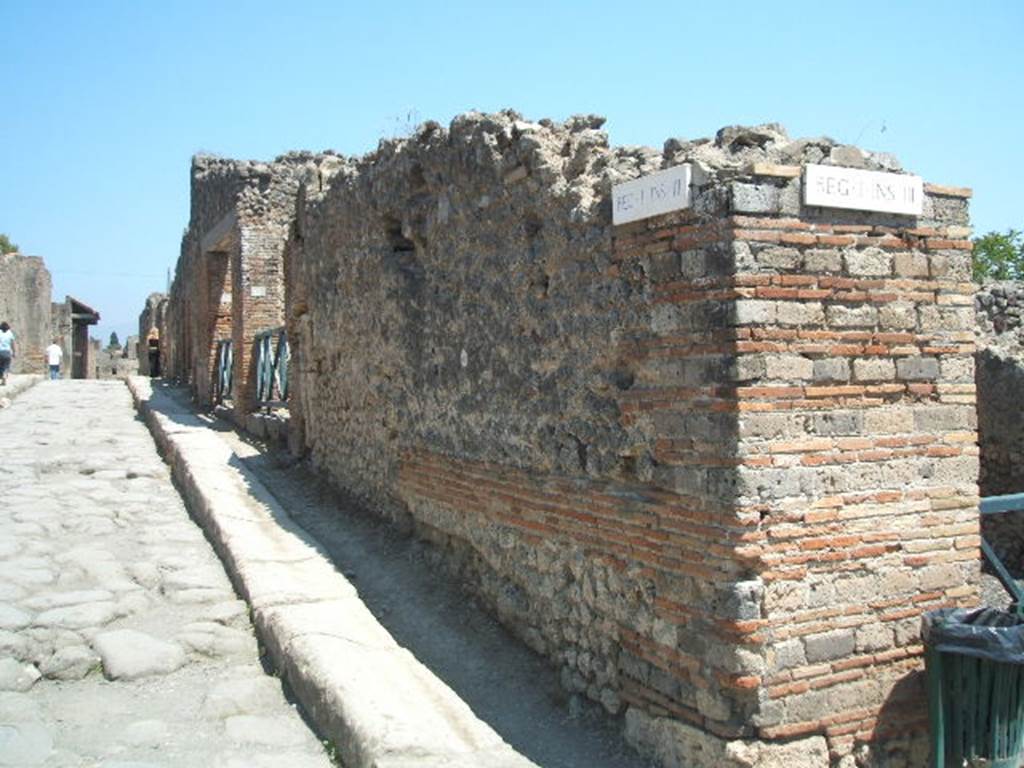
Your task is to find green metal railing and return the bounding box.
[980,492,1024,614]
[254,327,289,407]
[214,339,233,404]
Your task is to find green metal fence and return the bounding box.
[254,327,289,407]
[214,338,232,404]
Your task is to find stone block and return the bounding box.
[827,305,878,328]
[650,304,683,334]
[811,411,861,436]
[812,357,850,382]
[758,247,802,270]
[738,412,807,440]
[879,303,917,330]
[644,252,681,282]
[913,405,975,432]
[878,570,917,596]
[804,629,856,663]
[732,183,781,214]
[893,253,929,277]
[777,301,825,326]
[733,300,776,325]
[864,408,914,435]
[918,304,942,332]
[803,249,842,273]
[941,356,974,382]
[784,688,830,721]
[718,580,764,621]
[940,306,976,332]
[919,564,962,591]
[769,639,806,673]
[852,358,896,381]
[834,575,877,604]
[764,354,813,381]
[844,248,891,277]
[696,688,734,721]
[855,623,894,653]
[730,355,766,382]
[679,250,709,279]
[896,357,940,381]
[826,679,882,713]
[806,579,836,608]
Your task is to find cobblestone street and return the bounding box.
[0,380,331,767]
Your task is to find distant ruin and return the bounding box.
[0,252,99,378]
[138,292,166,377]
[146,112,979,767]
[93,334,138,380]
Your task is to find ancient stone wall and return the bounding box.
[281,112,978,766]
[165,154,339,416]
[0,253,53,373]
[974,282,1024,495]
[972,282,1024,574]
[138,292,166,376]
[93,343,135,380]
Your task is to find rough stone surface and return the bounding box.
[625,708,830,768]
[0,380,330,767]
[93,629,186,680]
[976,283,1024,497]
[974,282,1024,580]
[138,292,166,377]
[0,253,52,373]
[148,111,979,766]
[0,658,41,692]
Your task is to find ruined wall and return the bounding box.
[285,112,978,766]
[973,282,1024,575]
[165,154,338,415]
[975,282,1024,495]
[138,292,166,376]
[93,344,135,379]
[0,253,53,373]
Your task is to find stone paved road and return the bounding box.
[0,380,333,767]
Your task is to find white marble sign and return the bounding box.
[804,164,923,215]
[612,164,693,225]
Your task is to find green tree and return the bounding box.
[973,229,1024,282]
[109,331,120,349]
[0,233,18,254]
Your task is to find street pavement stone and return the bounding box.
[0,380,332,766]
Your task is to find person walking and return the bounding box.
[0,322,14,386]
[46,339,63,380]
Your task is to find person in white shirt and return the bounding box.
[0,322,15,385]
[46,339,63,380]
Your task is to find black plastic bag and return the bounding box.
[922,607,1024,664]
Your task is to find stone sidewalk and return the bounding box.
[0,380,332,767]
[0,373,43,406]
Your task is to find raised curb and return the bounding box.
[127,376,536,768]
[0,374,44,404]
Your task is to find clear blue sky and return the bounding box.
[2,1,1021,345]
